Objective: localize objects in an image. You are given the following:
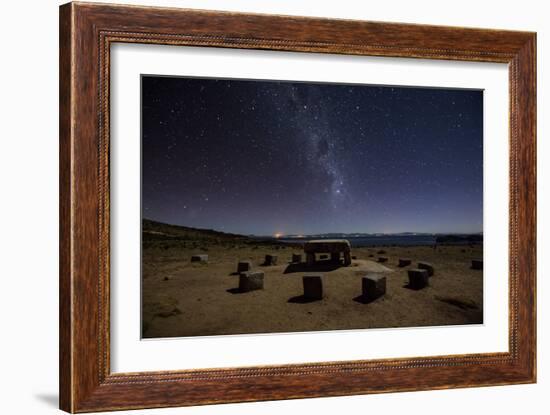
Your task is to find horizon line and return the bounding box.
[142,218,483,237]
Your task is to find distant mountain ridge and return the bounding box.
[278,231,482,239]
[143,219,482,243]
[142,219,248,242]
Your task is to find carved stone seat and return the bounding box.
[304,239,352,266]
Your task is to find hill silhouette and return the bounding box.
[142,218,249,242]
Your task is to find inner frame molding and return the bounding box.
[59,2,536,412]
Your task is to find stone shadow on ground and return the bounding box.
[403,283,428,291]
[287,295,322,304]
[284,261,342,274]
[352,294,380,304]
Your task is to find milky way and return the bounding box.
[141,76,483,236]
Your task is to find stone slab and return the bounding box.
[239,271,264,292]
[264,254,278,265]
[408,268,429,289]
[303,275,323,300]
[398,258,412,267]
[362,274,386,301]
[237,260,252,273]
[191,254,208,263]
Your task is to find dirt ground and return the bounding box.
[142,240,483,338]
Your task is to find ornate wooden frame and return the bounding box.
[59,2,536,412]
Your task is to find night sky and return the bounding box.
[142,76,483,236]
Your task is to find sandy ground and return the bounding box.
[142,241,483,338]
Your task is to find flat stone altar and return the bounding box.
[304,239,352,266]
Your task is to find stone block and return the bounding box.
[408,268,430,289]
[378,256,388,263]
[343,251,352,266]
[239,271,264,292]
[237,260,252,273]
[191,254,208,263]
[264,254,278,265]
[303,275,323,300]
[304,239,351,254]
[398,258,412,267]
[362,274,386,301]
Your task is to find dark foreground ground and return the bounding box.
[141,220,483,338]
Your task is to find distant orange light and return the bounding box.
[274,233,283,238]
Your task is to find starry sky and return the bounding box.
[142,76,483,236]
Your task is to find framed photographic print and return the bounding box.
[59,2,536,412]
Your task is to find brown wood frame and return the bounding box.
[59,2,536,412]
